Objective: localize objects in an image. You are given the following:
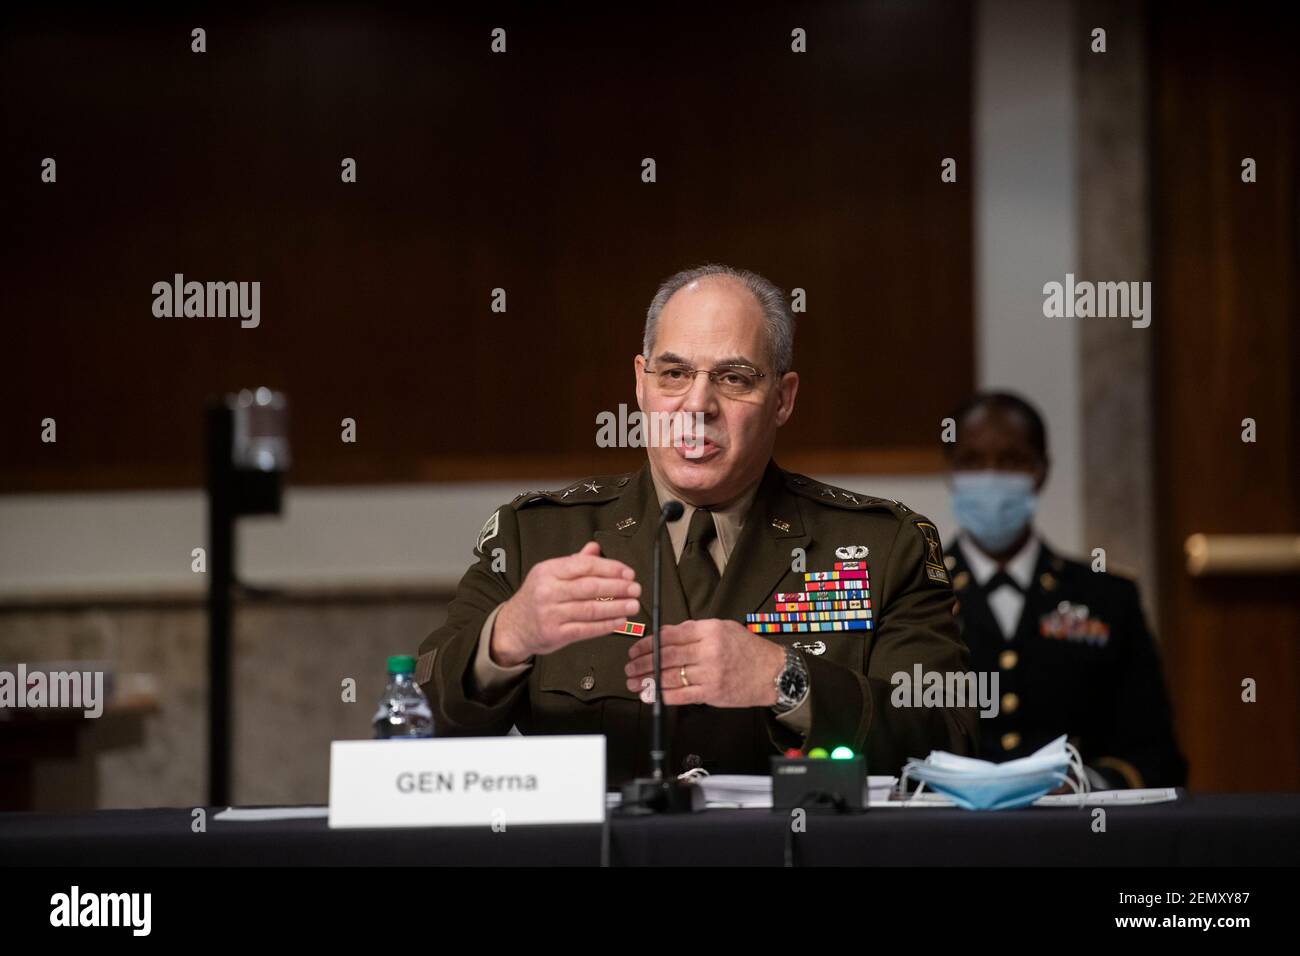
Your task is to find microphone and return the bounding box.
[650,501,683,780]
[618,499,703,814]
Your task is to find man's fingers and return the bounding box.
[627,623,697,659]
[557,597,642,623]
[553,549,637,582]
[624,644,694,678]
[660,686,707,707]
[625,674,707,705]
[556,576,642,603]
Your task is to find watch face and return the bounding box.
[780,668,808,701]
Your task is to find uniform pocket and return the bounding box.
[533,635,641,732]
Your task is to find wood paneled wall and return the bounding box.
[1,2,972,491]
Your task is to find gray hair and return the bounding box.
[643,263,796,374]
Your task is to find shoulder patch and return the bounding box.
[912,519,950,585]
[512,474,632,510]
[783,470,910,514]
[415,649,436,685]
[476,509,500,552]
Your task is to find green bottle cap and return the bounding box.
[808,747,830,759]
[387,655,416,674]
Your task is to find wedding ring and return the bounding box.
[680,665,690,687]
[596,596,614,602]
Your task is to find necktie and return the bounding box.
[984,570,1024,594]
[679,508,720,618]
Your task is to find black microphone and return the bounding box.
[650,501,684,780]
[618,499,703,814]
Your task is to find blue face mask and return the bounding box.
[951,471,1038,553]
[901,736,1085,811]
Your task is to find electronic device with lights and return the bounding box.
[770,747,867,812]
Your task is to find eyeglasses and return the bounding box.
[643,363,767,397]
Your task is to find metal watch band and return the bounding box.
[773,646,810,713]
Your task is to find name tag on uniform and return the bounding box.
[328,735,606,828]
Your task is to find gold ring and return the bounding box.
[596,596,614,602]
[680,665,690,687]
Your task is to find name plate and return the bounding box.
[328,735,606,828]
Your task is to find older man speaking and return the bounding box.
[416,264,977,786]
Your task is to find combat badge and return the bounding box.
[913,520,950,585]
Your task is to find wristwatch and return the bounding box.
[773,646,810,713]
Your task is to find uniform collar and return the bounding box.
[593,459,805,622]
[958,531,1041,591]
[647,465,762,566]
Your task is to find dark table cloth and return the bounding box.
[2,793,1297,866]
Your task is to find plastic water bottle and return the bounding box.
[372,655,434,738]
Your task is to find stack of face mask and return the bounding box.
[899,735,1087,810]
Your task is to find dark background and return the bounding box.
[1,0,973,491]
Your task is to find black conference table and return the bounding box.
[1,792,1297,866]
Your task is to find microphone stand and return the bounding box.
[618,500,702,814]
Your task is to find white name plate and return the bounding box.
[328,735,606,828]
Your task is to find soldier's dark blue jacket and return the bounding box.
[946,539,1187,788]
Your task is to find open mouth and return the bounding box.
[676,437,722,461]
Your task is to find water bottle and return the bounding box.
[372,655,434,738]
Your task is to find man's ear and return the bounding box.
[634,354,647,413]
[774,371,799,427]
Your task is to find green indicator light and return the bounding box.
[807,747,829,759]
[830,746,854,760]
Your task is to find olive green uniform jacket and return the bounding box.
[417,460,978,787]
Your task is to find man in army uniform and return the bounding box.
[417,264,977,787]
[943,390,1186,788]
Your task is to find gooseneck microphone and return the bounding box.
[618,499,703,814]
[650,500,684,781]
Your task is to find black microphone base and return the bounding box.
[617,777,704,815]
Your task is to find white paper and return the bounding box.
[213,806,329,822]
[873,787,1180,809]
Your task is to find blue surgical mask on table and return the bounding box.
[951,470,1038,553]
[901,735,1086,810]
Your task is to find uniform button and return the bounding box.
[1040,572,1057,591]
[1001,692,1019,714]
[579,675,595,691]
[999,649,1019,670]
[1001,732,1021,752]
[682,753,703,771]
